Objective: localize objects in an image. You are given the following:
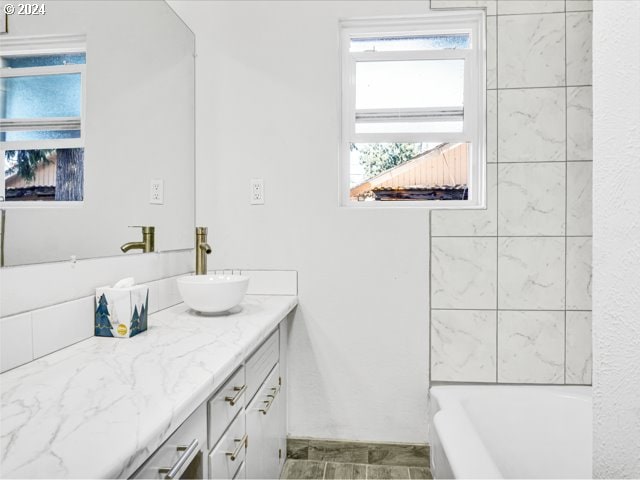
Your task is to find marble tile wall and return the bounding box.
[429,0,592,385]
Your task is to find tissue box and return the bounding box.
[95,285,149,338]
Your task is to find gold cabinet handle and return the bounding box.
[259,384,280,415]
[158,439,199,479]
[259,397,274,415]
[226,434,248,461]
[224,384,247,406]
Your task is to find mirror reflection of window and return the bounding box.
[1,47,86,202]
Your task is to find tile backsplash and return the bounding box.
[0,273,189,373]
[430,0,592,385]
[0,259,298,373]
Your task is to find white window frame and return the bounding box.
[0,34,87,207]
[340,12,486,209]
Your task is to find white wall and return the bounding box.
[169,1,431,443]
[592,0,640,477]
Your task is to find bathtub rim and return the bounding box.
[428,384,592,480]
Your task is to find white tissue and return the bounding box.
[113,277,135,289]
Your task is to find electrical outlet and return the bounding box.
[150,179,164,204]
[250,179,264,205]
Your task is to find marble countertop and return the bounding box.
[0,295,297,479]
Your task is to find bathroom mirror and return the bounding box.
[0,0,195,266]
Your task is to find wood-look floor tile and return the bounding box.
[366,465,411,479]
[309,440,369,464]
[368,444,429,467]
[324,462,367,480]
[408,467,433,479]
[281,459,326,479]
[288,438,310,459]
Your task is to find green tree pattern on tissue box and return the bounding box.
[95,294,114,337]
[140,290,149,332]
[130,306,141,337]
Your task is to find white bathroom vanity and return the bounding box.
[0,295,297,479]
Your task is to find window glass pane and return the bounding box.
[4,148,84,201]
[2,129,81,142]
[355,120,463,134]
[350,34,470,52]
[1,73,82,119]
[355,59,464,109]
[2,54,86,68]
[349,142,469,201]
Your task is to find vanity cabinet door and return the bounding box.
[245,329,279,403]
[245,364,282,480]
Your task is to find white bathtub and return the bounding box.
[429,385,591,479]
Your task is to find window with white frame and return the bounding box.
[340,13,486,208]
[1,35,86,203]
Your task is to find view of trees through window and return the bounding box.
[4,148,84,201]
[352,143,429,179]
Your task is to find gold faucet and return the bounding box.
[121,226,155,253]
[195,226,212,275]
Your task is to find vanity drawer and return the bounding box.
[131,404,207,479]
[209,411,246,479]
[245,329,279,402]
[208,366,246,448]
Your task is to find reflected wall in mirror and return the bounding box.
[0,0,195,266]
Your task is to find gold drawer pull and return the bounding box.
[260,384,281,415]
[259,397,274,415]
[225,384,247,406]
[226,434,248,461]
[158,439,199,479]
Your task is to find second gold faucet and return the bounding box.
[196,227,212,275]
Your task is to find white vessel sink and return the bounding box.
[177,274,249,313]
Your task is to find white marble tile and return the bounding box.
[498,163,566,236]
[487,16,497,89]
[430,0,497,15]
[566,12,592,86]
[0,313,33,373]
[498,310,565,383]
[432,164,498,236]
[239,270,298,295]
[487,89,497,163]
[432,238,497,309]
[498,14,565,88]
[498,237,565,310]
[566,0,592,12]
[566,237,592,310]
[32,297,94,359]
[498,88,566,162]
[497,0,564,15]
[566,311,592,384]
[431,310,497,382]
[567,161,593,235]
[567,86,593,160]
